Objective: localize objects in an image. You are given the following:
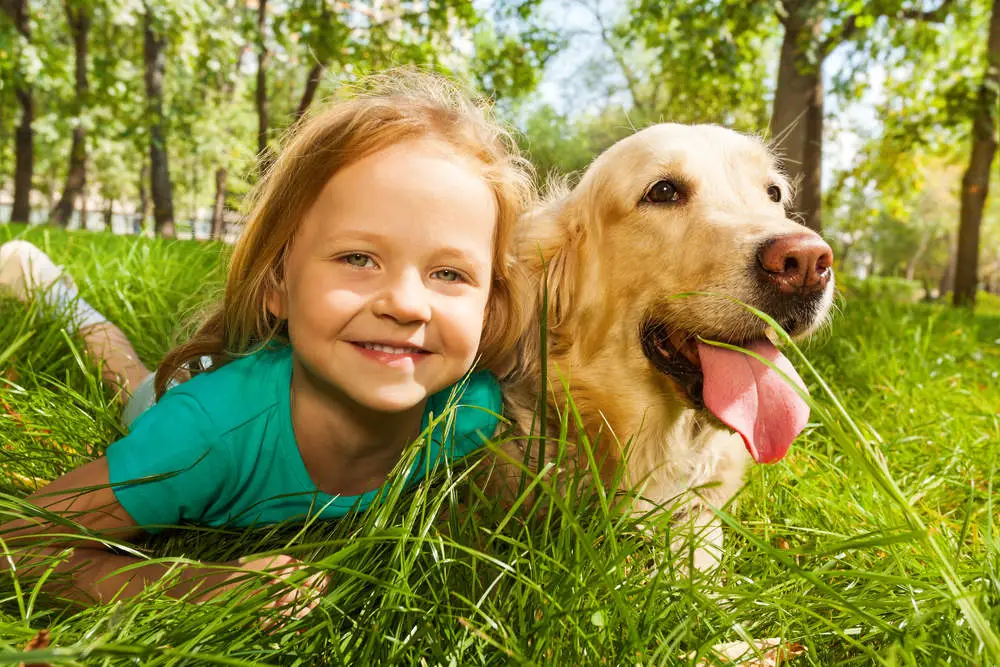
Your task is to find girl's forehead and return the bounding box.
[292,143,497,261]
[341,137,483,177]
[315,141,493,206]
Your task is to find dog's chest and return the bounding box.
[624,410,751,510]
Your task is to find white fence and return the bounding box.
[0,203,242,243]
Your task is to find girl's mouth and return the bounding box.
[350,341,430,365]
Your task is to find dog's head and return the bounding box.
[518,123,834,463]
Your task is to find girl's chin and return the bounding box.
[354,384,435,414]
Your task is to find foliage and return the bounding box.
[627,0,776,129]
[819,1,1000,291]
[0,0,553,227]
[517,103,638,184]
[837,274,925,302]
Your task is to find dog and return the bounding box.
[491,123,835,568]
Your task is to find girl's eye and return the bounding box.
[342,253,375,268]
[432,268,464,283]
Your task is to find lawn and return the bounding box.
[0,223,998,665]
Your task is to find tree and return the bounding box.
[288,0,339,122]
[255,0,269,169]
[143,2,174,238]
[2,0,553,238]
[518,103,637,184]
[768,0,955,233]
[50,0,91,227]
[258,0,553,151]
[619,1,956,233]
[822,0,998,302]
[954,0,1000,307]
[627,0,774,131]
[1,0,34,223]
[210,43,252,240]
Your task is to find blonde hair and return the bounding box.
[156,70,535,397]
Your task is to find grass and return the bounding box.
[1,222,999,665]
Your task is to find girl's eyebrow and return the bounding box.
[324,229,388,245]
[433,247,490,269]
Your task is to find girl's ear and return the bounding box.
[265,281,288,320]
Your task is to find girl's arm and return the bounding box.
[1,458,325,611]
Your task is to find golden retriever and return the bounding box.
[492,123,834,567]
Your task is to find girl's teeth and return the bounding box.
[362,343,420,354]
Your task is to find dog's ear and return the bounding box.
[522,188,596,332]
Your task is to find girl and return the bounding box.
[0,71,533,617]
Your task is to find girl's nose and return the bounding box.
[372,270,432,324]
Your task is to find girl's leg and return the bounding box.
[79,322,152,396]
[0,240,152,396]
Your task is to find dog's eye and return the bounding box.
[767,185,782,203]
[644,180,682,204]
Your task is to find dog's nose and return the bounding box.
[757,233,833,293]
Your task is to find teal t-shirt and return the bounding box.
[105,346,501,532]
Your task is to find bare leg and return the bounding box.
[79,322,152,397]
[1,240,151,397]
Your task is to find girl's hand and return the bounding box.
[234,554,329,629]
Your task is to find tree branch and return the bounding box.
[294,61,327,121]
[575,0,647,116]
[775,0,797,28]
[820,0,955,57]
[900,0,955,22]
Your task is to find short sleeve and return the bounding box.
[424,370,503,459]
[105,391,234,532]
[457,371,502,445]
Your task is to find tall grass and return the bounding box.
[1,223,998,665]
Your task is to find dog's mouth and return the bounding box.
[640,320,810,464]
[640,323,707,407]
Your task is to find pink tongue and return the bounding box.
[696,339,809,464]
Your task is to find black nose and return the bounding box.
[757,233,833,294]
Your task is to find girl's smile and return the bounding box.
[349,340,431,367]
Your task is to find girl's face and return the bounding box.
[268,139,497,413]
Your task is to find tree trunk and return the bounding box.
[12,89,34,224]
[256,0,271,170]
[50,2,91,228]
[954,0,1000,308]
[770,4,825,233]
[135,161,149,235]
[211,167,227,240]
[51,126,87,227]
[294,61,326,122]
[103,198,113,231]
[143,5,175,238]
[79,186,87,229]
[4,0,33,223]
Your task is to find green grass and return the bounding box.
[1,222,999,665]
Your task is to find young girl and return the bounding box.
[0,71,533,617]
